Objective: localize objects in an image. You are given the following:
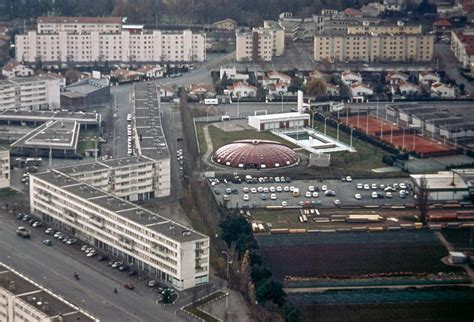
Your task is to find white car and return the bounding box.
[263,187,269,193]
[276,186,283,192]
[308,185,315,192]
[243,194,249,201]
[305,191,312,198]
[312,192,319,198]
[371,183,377,190]
[346,176,352,182]
[281,201,288,207]
[385,192,392,198]
[321,185,328,191]
[257,187,263,193]
[290,186,295,192]
[284,186,290,192]
[334,199,341,206]
[243,187,249,193]
[357,183,363,190]
[372,191,378,199]
[354,193,362,200]
[364,184,370,190]
[393,183,399,189]
[385,186,396,192]
[250,188,257,194]
[399,183,407,189]
[270,193,277,200]
[269,186,276,193]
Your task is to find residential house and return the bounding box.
[350,82,373,98]
[266,81,290,97]
[341,71,362,85]
[188,83,216,98]
[304,70,329,85]
[433,19,452,32]
[219,66,249,81]
[110,68,143,83]
[159,84,175,98]
[391,81,421,96]
[325,83,340,96]
[418,71,441,86]
[226,82,257,98]
[385,72,409,85]
[212,18,238,31]
[137,65,164,79]
[383,0,407,12]
[2,60,34,78]
[431,82,455,98]
[266,71,292,84]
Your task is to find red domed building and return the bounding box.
[212,140,298,169]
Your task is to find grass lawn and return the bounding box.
[0,188,17,198]
[312,119,392,177]
[77,141,100,156]
[79,128,100,139]
[196,125,208,156]
[206,124,299,150]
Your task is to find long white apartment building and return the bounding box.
[55,156,169,200]
[236,24,285,62]
[0,263,99,322]
[0,147,9,189]
[0,76,60,112]
[29,170,209,290]
[16,17,206,64]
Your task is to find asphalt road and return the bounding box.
[435,43,474,95]
[212,177,414,209]
[0,208,180,322]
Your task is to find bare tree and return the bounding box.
[416,176,430,226]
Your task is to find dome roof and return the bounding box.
[212,140,298,169]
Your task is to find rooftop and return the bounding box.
[32,170,206,242]
[0,263,98,321]
[0,110,100,125]
[411,172,468,190]
[64,78,109,95]
[37,16,122,24]
[249,112,310,122]
[11,120,80,150]
[440,123,474,132]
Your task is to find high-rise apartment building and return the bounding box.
[235,24,285,62]
[0,77,60,111]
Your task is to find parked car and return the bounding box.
[148,280,158,287]
[42,239,52,246]
[118,265,129,272]
[98,255,109,261]
[45,227,54,235]
[111,261,123,268]
[354,193,362,200]
[123,283,134,290]
[128,270,138,277]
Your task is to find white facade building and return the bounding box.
[431,82,455,98]
[235,26,285,62]
[29,170,209,290]
[0,77,60,112]
[1,61,34,78]
[341,71,362,85]
[0,263,99,322]
[16,17,206,63]
[248,112,310,131]
[226,82,257,98]
[0,147,9,189]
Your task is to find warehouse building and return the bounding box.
[411,172,470,201]
[0,263,98,322]
[61,78,111,110]
[248,112,310,131]
[29,170,209,290]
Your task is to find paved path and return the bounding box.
[202,124,213,164]
[435,231,474,282]
[435,43,474,95]
[284,283,474,293]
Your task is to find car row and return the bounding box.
[356,182,412,191]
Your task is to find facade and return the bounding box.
[0,147,9,189]
[235,26,285,62]
[16,17,206,64]
[314,22,434,63]
[1,60,34,78]
[350,82,373,97]
[0,77,60,112]
[410,172,469,201]
[212,18,238,31]
[226,82,257,98]
[61,78,111,110]
[341,71,362,85]
[451,30,474,69]
[137,65,164,79]
[29,171,209,290]
[248,112,310,131]
[431,82,455,98]
[418,71,440,86]
[219,66,249,81]
[393,81,421,96]
[55,156,167,201]
[0,263,99,322]
[188,83,216,98]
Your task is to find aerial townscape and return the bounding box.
[0,0,474,321]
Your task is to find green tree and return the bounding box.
[256,279,286,307]
[305,78,327,97]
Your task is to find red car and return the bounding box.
[123,282,134,290]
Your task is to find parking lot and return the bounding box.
[210,176,414,209]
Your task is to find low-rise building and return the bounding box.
[235,25,285,62]
[418,71,441,86]
[212,18,238,31]
[392,81,421,96]
[383,0,407,12]
[0,77,60,112]
[0,147,9,189]
[439,123,474,139]
[325,83,340,96]
[219,66,249,81]
[111,68,143,83]
[159,84,176,99]
[431,82,455,98]
[410,172,470,201]
[248,112,310,131]
[385,71,409,85]
[61,78,110,110]
[137,65,164,79]
[188,83,216,98]
[341,70,362,85]
[0,263,99,322]
[451,29,474,69]
[1,60,34,78]
[350,82,373,102]
[266,81,289,97]
[266,71,292,84]
[226,82,257,98]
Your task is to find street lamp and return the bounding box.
[279,91,284,112]
[221,251,231,280]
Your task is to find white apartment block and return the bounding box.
[0,147,9,189]
[0,77,60,112]
[235,26,284,62]
[0,263,99,322]
[29,170,209,290]
[55,156,168,201]
[16,17,206,64]
[314,23,434,63]
[37,16,122,34]
[451,30,474,69]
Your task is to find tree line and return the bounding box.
[3,0,372,26]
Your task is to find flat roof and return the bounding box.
[440,123,474,132]
[11,120,79,150]
[32,170,207,242]
[410,172,468,190]
[0,263,98,321]
[65,78,109,95]
[56,156,155,175]
[0,110,100,125]
[425,118,465,126]
[249,112,310,122]
[399,107,438,115]
[134,83,170,161]
[412,112,451,120]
